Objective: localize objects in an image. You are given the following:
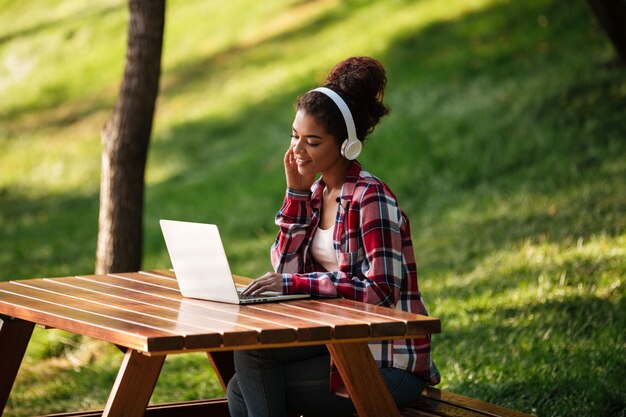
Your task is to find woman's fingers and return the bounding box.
[242,273,283,295]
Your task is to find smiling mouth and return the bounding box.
[296,158,310,165]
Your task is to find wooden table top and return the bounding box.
[0,270,440,354]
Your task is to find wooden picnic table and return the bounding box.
[0,270,440,417]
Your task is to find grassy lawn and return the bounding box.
[1,0,624,416]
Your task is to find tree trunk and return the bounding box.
[95,0,166,274]
[587,0,626,64]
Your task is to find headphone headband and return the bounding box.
[310,87,361,160]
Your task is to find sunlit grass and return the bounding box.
[421,233,624,415]
[1,0,625,416]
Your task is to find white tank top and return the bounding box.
[310,227,340,272]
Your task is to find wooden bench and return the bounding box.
[402,387,534,417]
[41,386,534,417]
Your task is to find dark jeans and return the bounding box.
[226,345,426,417]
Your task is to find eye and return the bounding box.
[291,133,320,147]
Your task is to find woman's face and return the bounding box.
[290,110,343,177]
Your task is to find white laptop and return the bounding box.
[159,219,310,304]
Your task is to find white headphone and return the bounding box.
[311,87,362,160]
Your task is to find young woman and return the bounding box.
[227,56,439,417]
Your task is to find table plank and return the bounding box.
[0,286,183,352]
[185,301,334,342]
[47,277,259,347]
[246,301,371,339]
[111,272,180,290]
[76,275,298,345]
[140,270,252,288]
[251,300,371,339]
[293,299,408,337]
[141,270,252,291]
[320,298,442,335]
[141,269,176,279]
[14,279,224,349]
[7,281,222,350]
[240,307,333,342]
[136,272,341,341]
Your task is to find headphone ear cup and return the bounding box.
[341,138,362,160]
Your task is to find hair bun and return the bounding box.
[325,56,389,138]
[326,56,386,102]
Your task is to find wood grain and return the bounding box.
[327,341,401,417]
[422,387,536,417]
[0,286,183,352]
[102,350,166,417]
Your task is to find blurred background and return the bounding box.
[1,0,624,416]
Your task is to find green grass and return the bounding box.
[1,0,625,416]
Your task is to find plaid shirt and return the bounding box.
[271,161,440,393]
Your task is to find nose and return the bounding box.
[292,137,305,155]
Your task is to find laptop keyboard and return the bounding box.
[237,291,281,300]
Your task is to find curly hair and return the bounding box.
[295,56,390,145]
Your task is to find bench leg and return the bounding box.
[102,349,166,417]
[327,342,401,417]
[0,317,34,416]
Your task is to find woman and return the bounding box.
[227,56,439,417]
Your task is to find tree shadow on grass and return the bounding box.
[414,170,626,280]
[0,187,99,281]
[2,0,623,294]
[374,0,625,201]
[434,294,625,416]
[159,0,381,100]
[367,0,626,279]
[0,3,123,47]
[0,4,126,131]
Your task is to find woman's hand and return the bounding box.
[241,272,284,295]
[284,146,315,191]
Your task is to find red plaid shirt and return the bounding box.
[271,161,440,394]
